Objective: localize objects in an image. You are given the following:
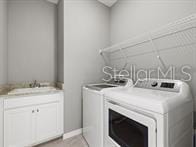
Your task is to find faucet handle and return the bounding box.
[37,83,41,88]
[29,80,40,88]
[29,83,33,88]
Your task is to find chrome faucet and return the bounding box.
[30,80,40,88]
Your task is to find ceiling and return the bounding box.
[97,0,118,7]
[45,0,118,7]
[46,0,59,4]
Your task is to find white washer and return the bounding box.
[104,79,193,147]
[83,78,133,147]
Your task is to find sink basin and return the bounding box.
[8,87,57,95]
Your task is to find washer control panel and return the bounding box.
[135,79,180,92]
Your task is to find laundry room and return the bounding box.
[0,0,196,147]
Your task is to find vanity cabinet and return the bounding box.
[35,102,60,143]
[0,98,3,147]
[4,92,64,147]
[4,106,35,146]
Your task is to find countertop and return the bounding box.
[0,82,64,98]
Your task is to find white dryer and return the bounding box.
[104,79,193,147]
[83,78,133,147]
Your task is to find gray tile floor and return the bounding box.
[36,135,88,147]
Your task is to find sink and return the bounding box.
[8,87,57,95]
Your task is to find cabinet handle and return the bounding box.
[37,109,39,112]
[32,110,35,113]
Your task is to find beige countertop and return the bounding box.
[1,90,64,100]
[0,82,64,98]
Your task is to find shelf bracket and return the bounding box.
[119,47,128,70]
[99,49,111,66]
[149,33,167,70]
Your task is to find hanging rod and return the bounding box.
[109,42,196,61]
[100,13,196,54]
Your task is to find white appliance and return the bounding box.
[104,79,193,147]
[83,78,133,147]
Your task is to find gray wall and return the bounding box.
[63,0,110,133]
[0,0,8,85]
[110,0,196,108]
[8,0,57,83]
[110,0,196,44]
[57,0,64,83]
[0,1,7,146]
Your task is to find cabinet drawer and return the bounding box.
[4,92,63,110]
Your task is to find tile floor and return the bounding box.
[36,135,88,147]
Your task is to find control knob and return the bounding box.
[151,81,158,87]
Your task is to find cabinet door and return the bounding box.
[36,102,60,142]
[4,107,35,147]
[0,99,3,147]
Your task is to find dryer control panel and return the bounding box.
[135,79,181,92]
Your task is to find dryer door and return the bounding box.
[105,100,157,147]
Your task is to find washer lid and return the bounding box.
[103,80,193,114]
[84,78,133,91]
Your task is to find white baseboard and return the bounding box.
[63,128,82,140]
